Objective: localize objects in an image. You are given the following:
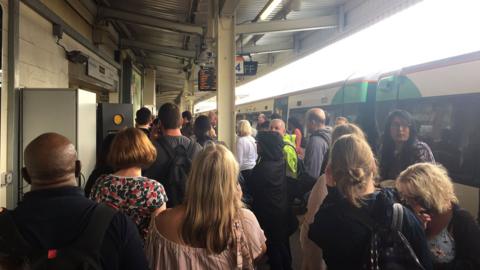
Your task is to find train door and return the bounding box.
[274,96,288,121]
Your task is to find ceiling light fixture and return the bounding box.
[260,0,283,21]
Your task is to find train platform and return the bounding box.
[0,1,480,269]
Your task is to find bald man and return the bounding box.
[270,119,298,177]
[0,133,149,270]
[304,108,331,180]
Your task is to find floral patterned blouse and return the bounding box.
[89,174,168,239]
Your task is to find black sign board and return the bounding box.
[244,61,258,76]
[198,67,217,91]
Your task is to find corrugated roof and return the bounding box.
[99,0,355,103]
[108,0,189,22]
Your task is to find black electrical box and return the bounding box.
[97,103,133,156]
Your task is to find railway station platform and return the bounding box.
[0,1,480,269]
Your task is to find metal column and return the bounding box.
[121,59,132,104]
[6,0,20,208]
[143,68,156,107]
[216,15,236,150]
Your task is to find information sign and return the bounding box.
[243,61,258,76]
[198,67,217,91]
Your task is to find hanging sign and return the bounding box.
[198,67,217,91]
[243,61,258,76]
[235,56,245,75]
[87,58,118,86]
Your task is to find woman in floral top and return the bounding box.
[90,128,167,239]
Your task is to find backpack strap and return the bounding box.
[72,204,117,251]
[185,138,196,157]
[158,137,175,160]
[391,203,404,231]
[0,210,32,256]
[283,141,297,155]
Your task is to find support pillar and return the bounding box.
[5,0,20,208]
[120,58,132,104]
[216,15,236,150]
[143,68,156,107]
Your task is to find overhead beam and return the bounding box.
[156,89,183,94]
[156,77,185,86]
[137,57,186,70]
[157,80,185,89]
[66,0,95,24]
[237,40,294,55]
[235,15,337,35]
[99,7,203,35]
[220,0,241,16]
[121,39,196,58]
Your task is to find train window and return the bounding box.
[377,94,480,187]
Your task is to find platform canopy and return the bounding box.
[81,0,422,107]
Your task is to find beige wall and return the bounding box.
[19,4,69,88]
[18,3,118,89]
[0,2,121,207]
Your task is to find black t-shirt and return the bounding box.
[5,187,149,270]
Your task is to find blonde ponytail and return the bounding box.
[330,134,377,207]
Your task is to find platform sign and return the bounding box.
[244,61,258,76]
[87,58,118,86]
[235,56,244,75]
[198,67,217,91]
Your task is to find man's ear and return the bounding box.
[22,167,31,184]
[75,160,81,178]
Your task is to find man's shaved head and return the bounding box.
[270,119,286,136]
[24,133,78,185]
[306,108,326,131]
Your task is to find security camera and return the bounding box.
[66,50,89,64]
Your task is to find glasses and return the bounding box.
[390,123,410,129]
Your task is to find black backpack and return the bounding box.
[345,203,426,270]
[0,204,116,270]
[158,137,194,207]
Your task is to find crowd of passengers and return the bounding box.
[0,102,479,270]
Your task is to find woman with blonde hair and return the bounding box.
[300,123,366,270]
[236,120,257,181]
[146,144,266,269]
[396,163,480,269]
[90,127,168,239]
[308,134,432,270]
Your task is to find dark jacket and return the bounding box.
[309,188,433,270]
[84,166,113,197]
[181,123,193,137]
[441,204,480,270]
[0,187,149,270]
[380,140,435,180]
[195,135,214,147]
[248,132,295,242]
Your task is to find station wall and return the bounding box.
[0,1,122,207]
